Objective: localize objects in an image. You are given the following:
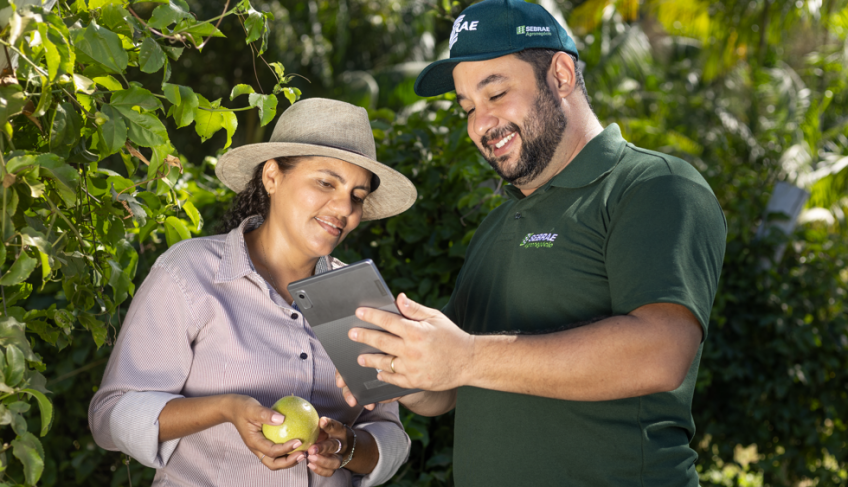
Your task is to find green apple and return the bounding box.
[261,395,320,452]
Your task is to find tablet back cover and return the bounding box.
[288,260,420,405]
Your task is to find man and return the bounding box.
[341,0,727,485]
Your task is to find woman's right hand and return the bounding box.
[225,395,308,470]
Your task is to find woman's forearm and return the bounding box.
[341,428,378,474]
[158,395,237,442]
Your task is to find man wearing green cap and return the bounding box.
[344,0,727,485]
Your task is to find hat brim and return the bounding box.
[414,47,528,98]
[216,142,417,221]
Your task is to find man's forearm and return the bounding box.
[399,390,457,417]
[462,303,702,401]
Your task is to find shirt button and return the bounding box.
[300,352,308,360]
[291,313,299,320]
[514,212,521,219]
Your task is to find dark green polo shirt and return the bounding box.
[443,124,726,487]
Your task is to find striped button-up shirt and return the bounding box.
[89,216,410,486]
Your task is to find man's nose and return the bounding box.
[472,105,499,138]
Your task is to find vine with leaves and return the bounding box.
[0,0,299,484]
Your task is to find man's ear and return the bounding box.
[549,51,577,99]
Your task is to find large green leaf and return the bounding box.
[230,84,255,100]
[49,102,83,157]
[148,0,191,29]
[183,201,203,232]
[168,84,198,128]
[37,22,75,81]
[139,37,166,73]
[4,344,25,388]
[0,252,37,286]
[73,21,129,73]
[20,389,53,438]
[248,93,278,127]
[110,86,162,112]
[0,85,26,126]
[97,104,127,156]
[77,311,108,349]
[164,216,191,246]
[0,317,36,361]
[193,94,236,148]
[37,155,81,207]
[113,106,168,147]
[11,432,45,485]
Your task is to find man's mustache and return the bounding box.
[480,123,522,149]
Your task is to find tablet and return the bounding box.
[288,259,421,405]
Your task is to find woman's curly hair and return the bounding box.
[217,157,299,233]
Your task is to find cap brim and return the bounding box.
[414,47,527,98]
[216,142,417,221]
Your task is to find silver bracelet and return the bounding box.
[339,424,356,469]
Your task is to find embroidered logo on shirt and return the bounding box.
[449,15,479,51]
[519,232,558,248]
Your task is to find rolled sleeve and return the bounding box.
[89,264,200,466]
[352,402,410,486]
[110,391,184,468]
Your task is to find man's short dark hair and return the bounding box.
[515,49,589,104]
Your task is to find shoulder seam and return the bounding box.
[151,263,202,331]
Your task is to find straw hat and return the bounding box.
[216,98,417,221]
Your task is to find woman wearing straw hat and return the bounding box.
[89,98,416,486]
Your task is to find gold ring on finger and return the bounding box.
[390,356,397,374]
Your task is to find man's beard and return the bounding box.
[479,86,568,186]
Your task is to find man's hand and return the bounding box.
[349,293,475,392]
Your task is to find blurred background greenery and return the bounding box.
[20,0,848,485]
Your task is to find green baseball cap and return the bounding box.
[414,0,579,97]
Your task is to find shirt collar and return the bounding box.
[214,215,332,283]
[503,123,627,199]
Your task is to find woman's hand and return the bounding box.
[335,371,403,411]
[225,395,308,470]
[306,417,349,476]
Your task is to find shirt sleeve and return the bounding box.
[350,401,410,487]
[88,264,201,468]
[604,175,727,338]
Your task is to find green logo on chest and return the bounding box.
[519,232,558,248]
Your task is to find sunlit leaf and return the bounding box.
[164,216,191,246]
[230,83,255,100]
[193,94,236,147]
[248,93,277,126]
[0,251,37,286]
[0,85,26,126]
[182,201,203,231]
[73,21,129,73]
[110,86,162,112]
[148,0,191,29]
[114,106,168,147]
[92,75,123,91]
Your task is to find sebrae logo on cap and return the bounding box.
[516,25,552,37]
[449,15,480,51]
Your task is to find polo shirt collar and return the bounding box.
[550,123,626,189]
[503,123,627,199]
[214,215,331,284]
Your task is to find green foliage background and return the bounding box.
[0,0,846,486]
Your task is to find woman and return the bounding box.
[89,98,417,486]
